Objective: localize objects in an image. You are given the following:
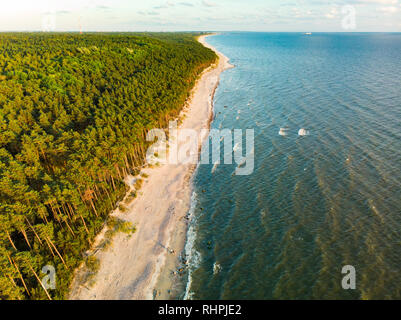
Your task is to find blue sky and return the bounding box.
[1,0,400,32]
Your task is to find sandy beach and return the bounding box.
[69,34,232,300]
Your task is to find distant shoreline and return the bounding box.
[69,33,232,300]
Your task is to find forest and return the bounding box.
[0,32,217,299]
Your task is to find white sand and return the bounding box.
[69,34,232,300]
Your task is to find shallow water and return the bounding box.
[184,32,401,300]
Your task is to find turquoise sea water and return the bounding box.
[183,33,401,300]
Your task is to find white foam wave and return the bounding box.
[211,160,219,174]
[183,191,201,300]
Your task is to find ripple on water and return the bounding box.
[184,32,401,300]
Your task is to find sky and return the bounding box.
[0,0,400,32]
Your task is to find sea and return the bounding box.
[181,32,401,300]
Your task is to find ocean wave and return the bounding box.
[183,191,201,300]
[211,160,219,174]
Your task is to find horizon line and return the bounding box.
[1,30,401,33]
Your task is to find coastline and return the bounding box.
[69,34,232,300]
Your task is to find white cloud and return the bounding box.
[325,7,339,19]
[202,0,217,7]
[362,0,399,4]
[378,6,399,12]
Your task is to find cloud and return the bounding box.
[96,5,111,11]
[56,10,71,15]
[179,2,195,6]
[361,0,398,4]
[202,0,217,7]
[378,5,399,12]
[154,1,176,10]
[138,10,160,16]
[325,7,339,19]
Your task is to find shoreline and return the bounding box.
[69,33,232,300]
[154,34,233,300]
